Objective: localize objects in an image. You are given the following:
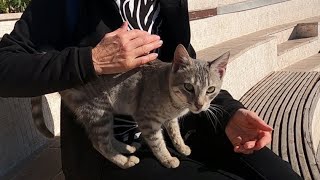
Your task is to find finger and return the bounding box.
[120,29,150,43]
[124,35,160,51]
[230,136,242,147]
[121,21,129,30]
[132,40,163,57]
[243,140,257,150]
[234,145,241,153]
[242,149,254,154]
[248,112,273,131]
[234,145,253,154]
[254,131,272,151]
[134,53,158,66]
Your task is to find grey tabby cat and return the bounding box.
[31,44,230,169]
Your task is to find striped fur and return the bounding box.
[31,96,54,138]
[31,44,229,169]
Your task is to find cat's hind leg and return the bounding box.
[112,137,141,154]
[84,110,140,169]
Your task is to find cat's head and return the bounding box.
[169,44,229,114]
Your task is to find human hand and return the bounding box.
[225,108,273,154]
[92,21,163,74]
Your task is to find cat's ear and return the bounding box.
[208,51,230,79]
[172,44,192,73]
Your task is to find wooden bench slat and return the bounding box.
[263,72,300,121]
[240,71,320,178]
[256,72,296,119]
[294,72,319,179]
[303,76,320,179]
[308,79,320,171]
[290,72,317,179]
[242,71,285,110]
[246,72,295,116]
[240,71,281,105]
[250,72,289,114]
[272,72,310,156]
[264,72,302,128]
[277,72,313,163]
[283,72,314,177]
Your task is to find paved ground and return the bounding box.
[4,138,64,180]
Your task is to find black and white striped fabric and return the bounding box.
[114,0,161,34]
[113,115,140,142]
[113,0,162,142]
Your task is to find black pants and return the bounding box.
[61,104,302,180]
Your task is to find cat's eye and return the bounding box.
[184,83,194,92]
[207,86,216,94]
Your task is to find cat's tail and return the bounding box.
[31,96,55,138]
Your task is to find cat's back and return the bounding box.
[70,60,168,96]
[68,59,168,96]
[100,59,170,114]
[99,59,168,84]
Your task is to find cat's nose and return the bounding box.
[195,103,203,110]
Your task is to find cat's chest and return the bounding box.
[156,103,189,120]
[179,109,190,117]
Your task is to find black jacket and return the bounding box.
[0,0,243,121]
[0,1,245,177]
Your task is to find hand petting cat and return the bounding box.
[225,108,273,154]
[91,21,163,75]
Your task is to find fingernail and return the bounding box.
[152,53,158,58]
[152,35,160,40]
[159,40,163,45]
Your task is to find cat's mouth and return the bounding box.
[189,108,204,114]
[190,104,210,114]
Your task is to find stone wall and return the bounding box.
[0,13,21,38]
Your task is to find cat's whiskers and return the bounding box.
[209,105,223,117]
[114,126,138,136]
[209,104,230,116]
[204,111,217,133]
[113,124,138,128]
[206,108,223,130]
[208,105,232,130]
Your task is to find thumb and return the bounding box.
[248,112,273,131]
[120,21,129,30]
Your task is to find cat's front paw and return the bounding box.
[178,145,191,156]
[162,157,180,168]
[121,156,140,169]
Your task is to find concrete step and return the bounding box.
[273,20,320,70]
[277,37,320,70]
[251,19,320,45]
[196,17,320,99]
[278,37,318,56]
[282,53,320,72]
[276,21,319,57]
[197,34,277,100]
[189,1,320,51]
[216,0,290,15]
[269,26,295,45]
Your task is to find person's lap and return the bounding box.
[99,144,245,180]
[60,103,301,180]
